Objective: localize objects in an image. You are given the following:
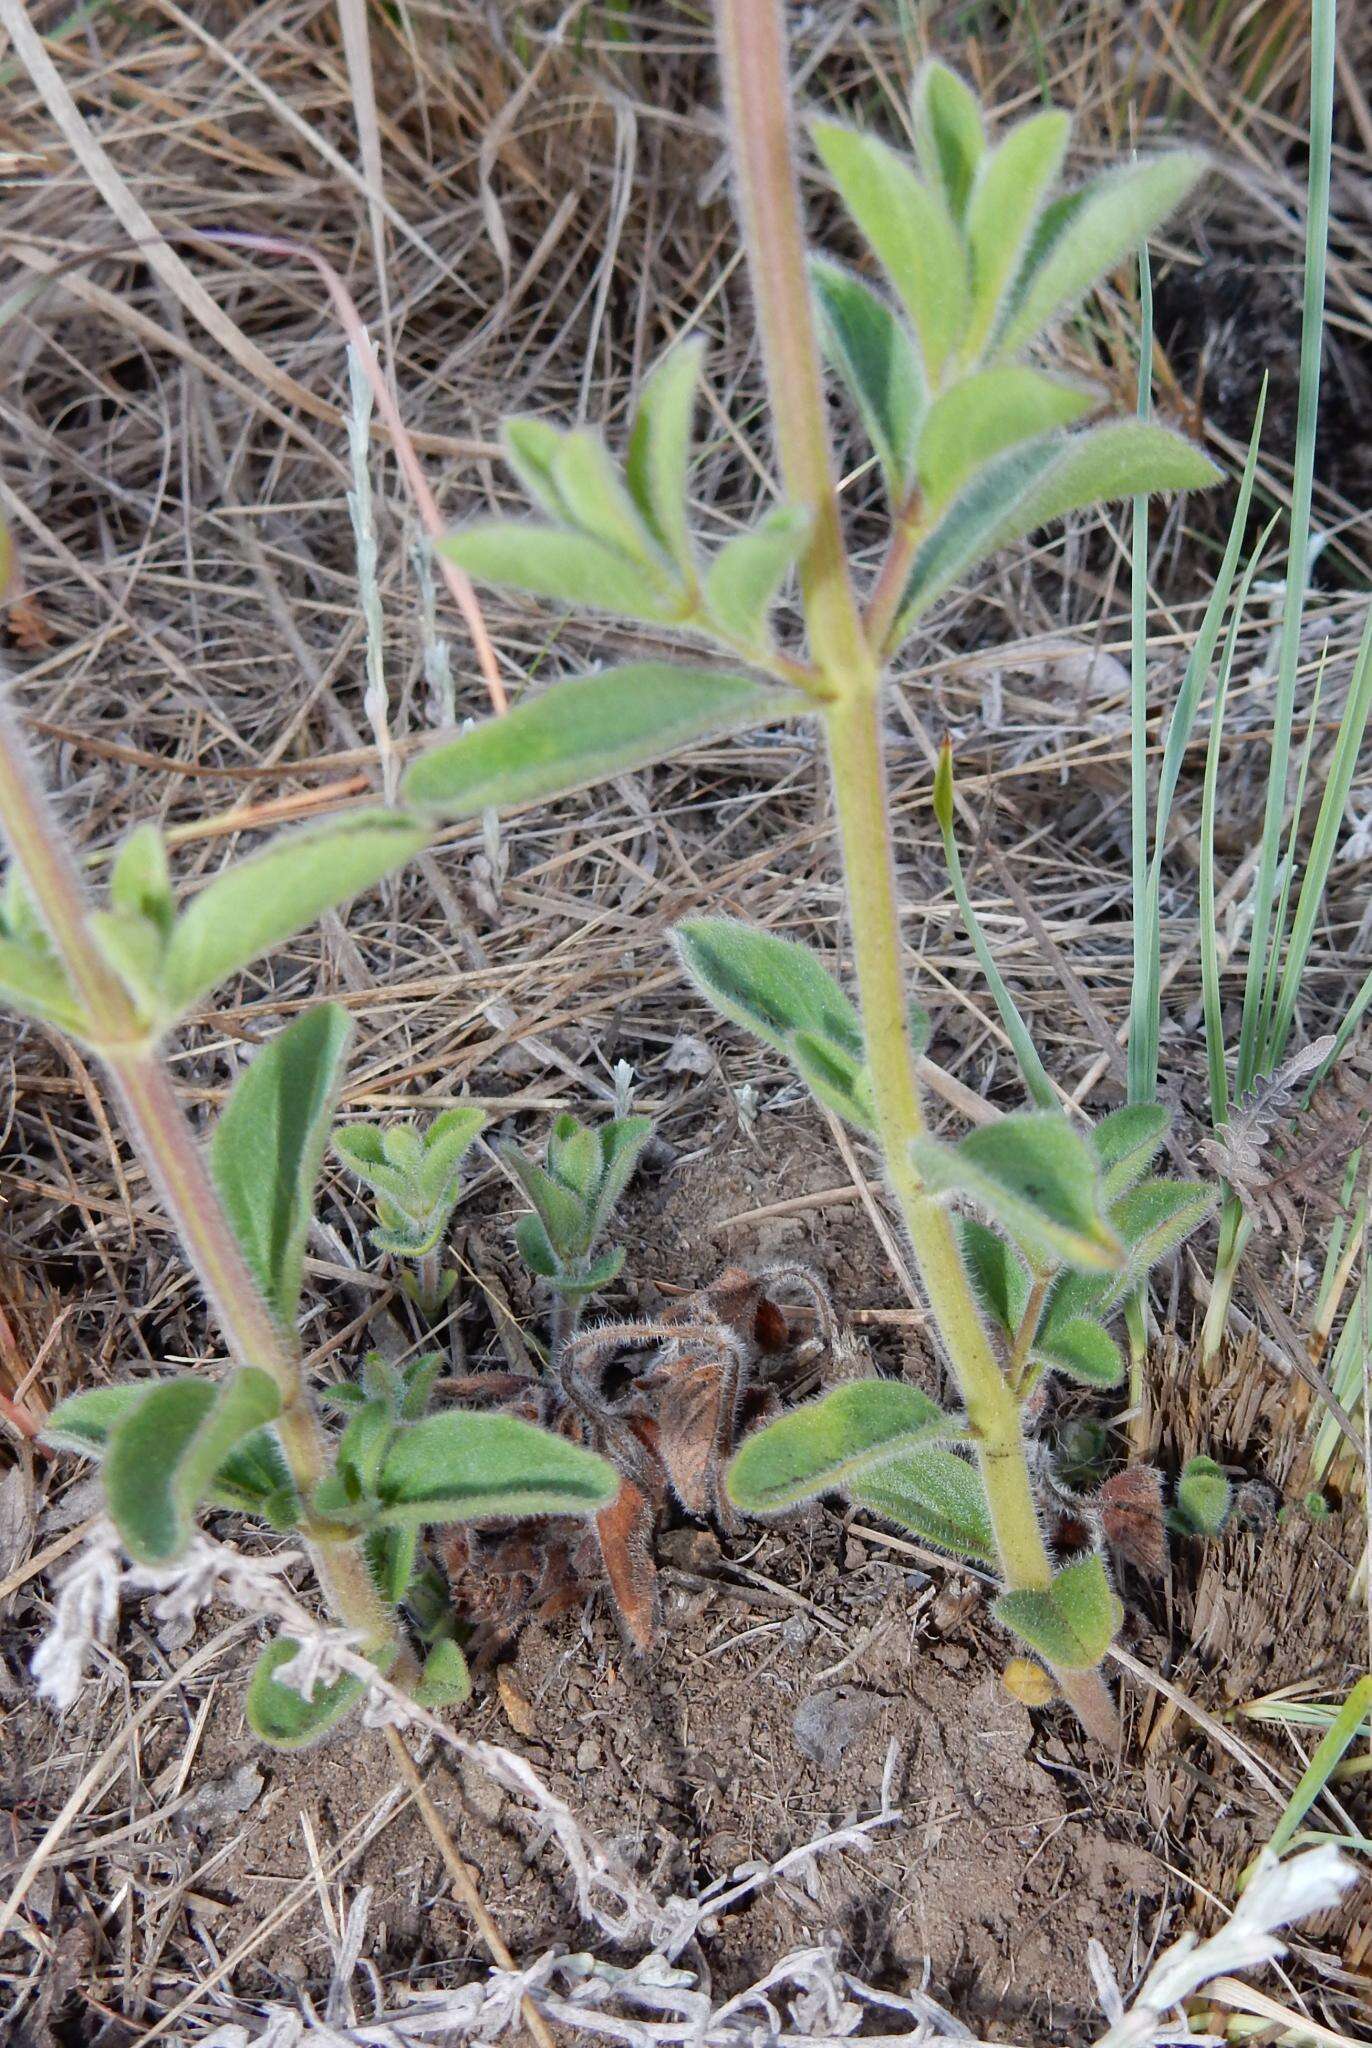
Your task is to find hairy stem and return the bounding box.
[715,0,1119,1745]
[0,688,397,1654]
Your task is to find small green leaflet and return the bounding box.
[912,1111,1124,1273]
[211,1005,354,1330]
[625,338,704,575]
[372,1411,619,1526]
[847,1446,996,1564]
[245,1635,374,1749]
[103,1368,281,1565]
[403,667,803,818]
[993,1554,1119,1669]
[811,257,925,501]
[726,1380,956,1513]
[161,814,429,1017]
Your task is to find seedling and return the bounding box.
[504,1111,652,1345]
[335,1107,486,1317]
[1169,1454,1234,1538]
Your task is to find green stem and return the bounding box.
[0,691,399,1657]
[715,0,1119,1746]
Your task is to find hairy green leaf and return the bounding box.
[811,257,925,500]
[1112,1177,1215,1276]
[626,338,704,574]
[547,1243,624,1298]
[1091,1103,1170,1201]
[208,1428,298,1523]
[999,151,1209,352]
[726,1380,956,1513]
[162,815,428,1016]
[42,1382,150,1456]
[993,1553,1119,1668]
[441,522,679,621]
[1172,1454,1231,1537]
[0,935,87,1034]
[847,1446,996,1564]
[964,110,1070,354]
[414,1636,472,1709]
[901,423,1220,630]
[1031,1314,1123,1388]
[105,1368,280,1564]
[957,1217,1031,1338]
[550,430,661,562]
[211,1005,354,1329]
[918,367,1094,510]
[703,506,809,649]
[110,823,173,934]
[675,916,873,1129]
[913,61,984,219]
[366,1523,418,1605]
[245,1636,368,1749]
[912,1111,1123,1273]
[404,666,801,817]
[502,417,571,519]
[514,1210,558,1279]
[373,1412,618,1525]
[811,119,968,378]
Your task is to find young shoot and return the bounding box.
[504,1111,653,1350]
[335,1107,486,1318]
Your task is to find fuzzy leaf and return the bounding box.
[913,61,984,219]
[625,338,704,573]
[847,1446,996,1564]
[414,1636,472,1709]
[403,666,801,817]
[110,823,173,934]
[337,1399,396,1498]
[416,1108,486,1208]
[703,506,809,649]
[789,1029,876,1130]
[211,1005,353,1330]
[0,935,86,1034]
[550,430,661,562]
[514,1210,559,1279]
[918,367,1094,510]
[440,522,679,622]
[366,1523,418,1604]
[1112,1177,1215,1276]
[957,1217,1031,1338]
[901,422,1220,630]
[912,1111,1123,1273]
[42,1382,149,1456]
[161,814,428,1016]
[676,916,873,1130]
[399,1353,444,1421]
[811,119,968,378]
[1092,1103,1170,1201]
[964,111,1070,352]
[588,1115,653,1236]
[502,1145,588,1258]
[105,1368,281,1565]
[993,1553,1118,1668]
[208,1427,298,1522]
[998,151,1209,351]
[1173,1454,1231,1537]
[1031,1314,1123,1388]
[549,1245,625,1299]
[373,1412,618,1526]
[245,1636,367,1749]
[812,257,925,500]
[726,1380,956,1514]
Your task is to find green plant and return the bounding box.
[0,743,617,1743]
[503,1111,652,1345]
[393,23,1223,1740]
[335,1107,486,1317]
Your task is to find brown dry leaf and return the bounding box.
[595,1480,657,1653]
[1098,1465,1167,1577]
[497,1668,538,1740]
